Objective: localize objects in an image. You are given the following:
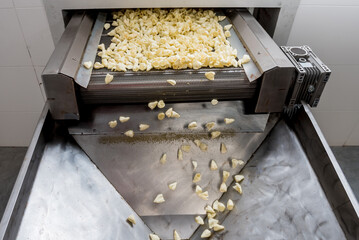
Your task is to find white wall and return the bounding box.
[0,0,358,146]
[287,0,359,145]
[0,0,53,146]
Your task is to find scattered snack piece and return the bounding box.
[195,216,204,225]
[93,62,104,69]
[119,116,130,123]
[220,182,227,193]
[149,233,160,240]
[198,191,209,200]
[177,149,183,160]
[124,130,134,137]
[194,139,201,147]
[242,54,251,64]
[193,173,201,183]
[205,71,215,81]
[224,24,233,31]
[227,199,234,210]
[212,200,219,211]
[108,120,117,128]
[223,171,230,182]
[232,159,244,168]
[171,111,180,118]
[188,121,198,130]
[192,161,198,171]
[153,194,165,203]
[112,21,119,26]
[104,23,111,30]
[83,61,92,69]
[211,99,218,105]
[224,30,231,38]
[139,124,150,131]
[165,108,173,117]
[224,118,235,124]
[218,16,226,21]
[167,79,177,86]
[206,122,216,131]
[213,224,225,232]
[201,229,211,238]
[148,101,158,110]
[107,29,116,36]
[217,202,226,212]
[168,182,177,191]
[173,230,181,240]
[157,100,165,109]
[234,174,244,183]
[127,215,136,225]
[181,145,191,152]
[220,143,227,154]
[210,160,218,171]
[196,185,203,194]
[199,142,208,152]
[205,205,216,214]
[158,112,165,120]
[233,183,243,194]
[208,218,219,229]
[207,212,216,219]
[211,131,221,139]
[160,154,167,164]
[105,73,114,84]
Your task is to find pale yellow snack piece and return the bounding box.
[192,160,198,171]
[223,170,230,182]
[211,99,218,105]
[199,143,208,152]
[208,218,219,229]
[171,111,180,118]
[193,173,201,183]
[218,16,226,21]
[220,182,227,193]
[224,118,235,124]
[153,194,165,203]
[207,212,216,219]
[112,21,118,27]
[205,122,215,131]
[149,233,160,240]
[233,183,243,194]
[242,54,251,64]
[205,205,216,214]
[157,100,165,109]
[195,216,204,225]
[194,139,201,147]
[211,131,221,139]
[148,101,158,110]
[227,199,234,210]
[107,29,116,36]
[83,61,92,69]
[234,174,244,183]
[225,30,231,38]
[97,43,105,51]
[165,108,173,117]
[160,153,167,164]
[127,215,136,225]
[213,224,225,232]
[188,121,198,130]
[93,62,104,69]
[158,112,165,120]
[201,229,211,238]
[105,73,114,84]
[205,71,215,81]
[173,230,181,240]
[168,182,177,190]
[104,23,111,30]
[181,145,191,152]
[177,149,183,160]
[212,200,219,211]
[232,159,245,168]
[167,79,176,86]
[198,191,209,201]
[119,116,130,123]
[108,120,117,128]
[220,143,227,154]
[238,59,243,67]
[210,160,218,171]
[124,130,134,137]
[224,24,233,31]
[195,185,203,194]
[217,202,226,212]
[139,124,149,131]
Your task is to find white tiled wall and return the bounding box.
[287,0,359,145]
[0,0,53,146]
[0,0,358,146]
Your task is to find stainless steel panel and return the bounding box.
[191,121,346,239]
[292,103,359,239]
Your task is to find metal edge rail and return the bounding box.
[0,103,53,240]
[291,103,359,240]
